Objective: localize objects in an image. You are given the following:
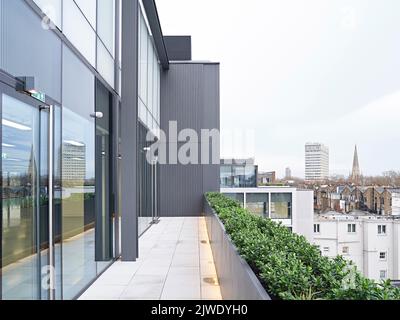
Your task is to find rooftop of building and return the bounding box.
[220,158,255,165]
[314,184,400,194]
[315,210,400,221]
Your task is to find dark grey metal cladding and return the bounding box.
[159,63,220,217]
[202,65,220,196]
[161,63,204,137]
[120,0,139,261]
[159,162,204,217]
[164,36,192,61]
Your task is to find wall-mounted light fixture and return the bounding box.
[90,112,104,119]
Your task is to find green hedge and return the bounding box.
[206,192,400,300]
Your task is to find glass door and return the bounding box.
[94,80,113,269]
[0,83,54,300]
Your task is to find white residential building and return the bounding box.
[313,211,400,281]
[392,191,400,216]
[305,142,329,181]
[221,187,314,242]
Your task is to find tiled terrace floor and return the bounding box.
[79,217,222,300]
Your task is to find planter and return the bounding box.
[204,198,271,300]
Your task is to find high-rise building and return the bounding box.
[305,143,329,181]
[285,167,292,179]
[351,145,361,184]
[62,142,86,184]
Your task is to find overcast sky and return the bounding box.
[156,0,400,178]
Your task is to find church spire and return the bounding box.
[351,145,361,184]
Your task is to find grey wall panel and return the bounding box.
[160,64,204,139]
[160,63,220,217]
[202,65,220,131]
[202,65,220,195]
[163,36,192,61]
[159,164,203,217]
[121,0,139,261]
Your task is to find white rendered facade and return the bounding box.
[305,143,329,181]
[221,187,314,242]
[392,191,400,216]
[313,212,400,281]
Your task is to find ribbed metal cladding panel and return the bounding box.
[161,64,204,138]
[160,63,220,217]
[202,65,220,195]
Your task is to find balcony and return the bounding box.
[79,217,222,300]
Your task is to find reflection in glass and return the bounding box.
[138,123,154,235]
[61,45,96,299]
[220,164,257,188]
[53,106,63,300]
[95,80,114,273]
[224,193,244,207]
[220,165,233,188]
[271,193,292,219]
[247,193,269,218]
[1,94,39,300]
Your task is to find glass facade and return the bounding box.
[137,7,161,235]
[220,164,257,188]
[0,0,124,300]
[0,0,161,300]
[222,192,292,221]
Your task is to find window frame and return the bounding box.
[347,223,356,233]
[379,252,387,261]
[378,224,387,235]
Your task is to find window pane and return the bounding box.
[73,0,97,29]
[224,193,244,207]
[245,166,257,187]
[147,38,154,115]
[97,0,115,55]
[1,94,40,300]
[139,99,147,125]
[233,166,245,187]
[220,165,233,188]
[139,13,148,103]
[97,39,115,88]
[63,0,96,66]
[1,0,62,101]
[33,0,62,28]
[156,65,160,124]
[246,193,269,218]
[153,55,159,121]
[62,45,96,300]
[271,193,292,219]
